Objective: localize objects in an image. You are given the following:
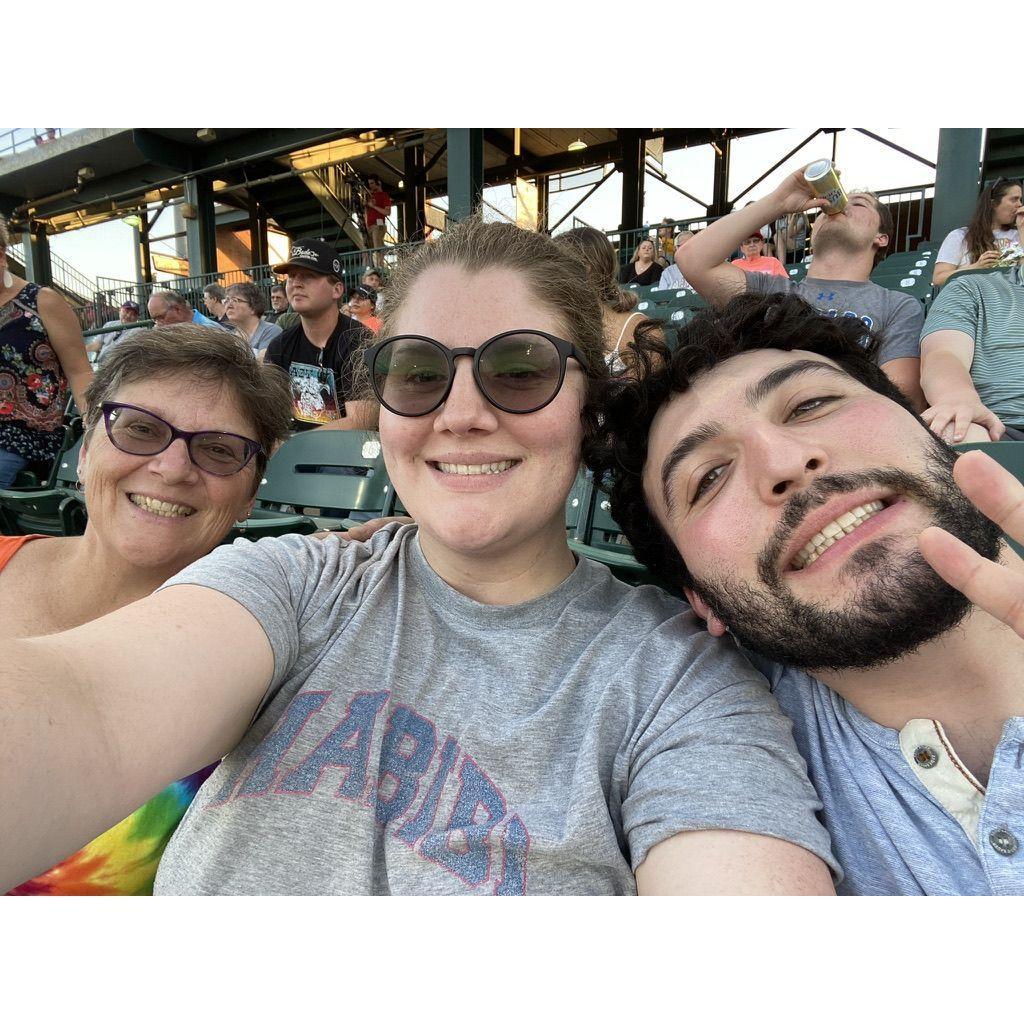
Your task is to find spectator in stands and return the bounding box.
[147,289,224,330]
[619,238,662,287]
[265,238,375,430]
[364,175,392,266]
[731,232,789,278]
[4,326,293,895]
[680,164,926,410]
[362,268,385,310]
[1,219,837,897]
[590,292,1023,895]
[224,281,282,360]
[656,218,677,265]
[656,231,695,291]
[87,300,142,358]
[347,285,382,334]
[0,214,92,487]
[203,284,229,324]
[933,178,1023,288]
[265,283,290,324]
[556,226,662,376]
[920,209,1024,443]
[776,211,809,264]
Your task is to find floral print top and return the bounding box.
[0,283,68,463]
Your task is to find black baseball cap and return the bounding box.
[350,285,378,305]
[121,300,140,311]
[272,238,343,277]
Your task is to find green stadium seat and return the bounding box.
[954,442,1024,556]
[256,429,395,528]
[568,473,673,588]
[223,507,320,545]
[0,436,85,536]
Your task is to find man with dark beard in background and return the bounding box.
[590,293,1024,894]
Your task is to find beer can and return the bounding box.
[804,159,848,214]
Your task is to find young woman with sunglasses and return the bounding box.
[1,219,835,895]
[2,326,293,894]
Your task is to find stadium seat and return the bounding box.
[0,437,85,536]
[223,507,320,545]
[954,442,1024,556]
[256,429,396,529]
[568,473,673,589]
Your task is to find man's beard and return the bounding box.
[689,434,1003,672]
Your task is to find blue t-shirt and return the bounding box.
[755,656,1024,895]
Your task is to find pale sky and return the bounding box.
[36,128,942,286]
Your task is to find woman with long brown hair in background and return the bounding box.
[557,226,662,375]
[933,178,1022,287]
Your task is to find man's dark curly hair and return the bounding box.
[583,292,921,589]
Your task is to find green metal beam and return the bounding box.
[618,129,645,231]
[183,176,217,277]
[447,129,484,221]
[22,227,52,287]
[932,129,983,245]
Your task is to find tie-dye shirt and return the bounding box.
[1,535,216,896]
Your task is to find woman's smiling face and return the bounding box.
[379,264,587,564]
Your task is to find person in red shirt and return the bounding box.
[364,175,392,266]
[731,233,789,278]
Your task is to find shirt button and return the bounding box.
[913,745,939,769]
[989,828,1019,857]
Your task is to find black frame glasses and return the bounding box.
[101,402,263,476]
[364,330,589,418]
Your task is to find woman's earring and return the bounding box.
[2,268,12,289]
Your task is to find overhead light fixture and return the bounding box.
[567,138,587,152]
[77,165,95,182]
[398,179,405,188]
[196,129,217,142]
[121,214,142,229]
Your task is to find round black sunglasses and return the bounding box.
[364,330,589,418]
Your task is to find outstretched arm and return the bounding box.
[1,585,273,892]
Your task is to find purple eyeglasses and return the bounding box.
[101,402,263,476]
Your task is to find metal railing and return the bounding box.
[8,242,99,305]
[0,128,63,157]
[600,183,934,272]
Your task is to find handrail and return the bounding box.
[0,128,62,157]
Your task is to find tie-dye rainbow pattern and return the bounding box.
[7,764,217,896]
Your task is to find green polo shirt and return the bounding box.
[922,265,1024,428]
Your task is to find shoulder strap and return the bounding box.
[613,311,644,354]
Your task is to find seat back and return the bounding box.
[954,442,1024,556]
[257,429,394,518]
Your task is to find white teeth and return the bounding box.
[790,501,885,570]
[128,493,196,518]
[435,460,515,476]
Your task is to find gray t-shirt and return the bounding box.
[154,526,835,895]
[745,272,924,365]
[248,318,283,355]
